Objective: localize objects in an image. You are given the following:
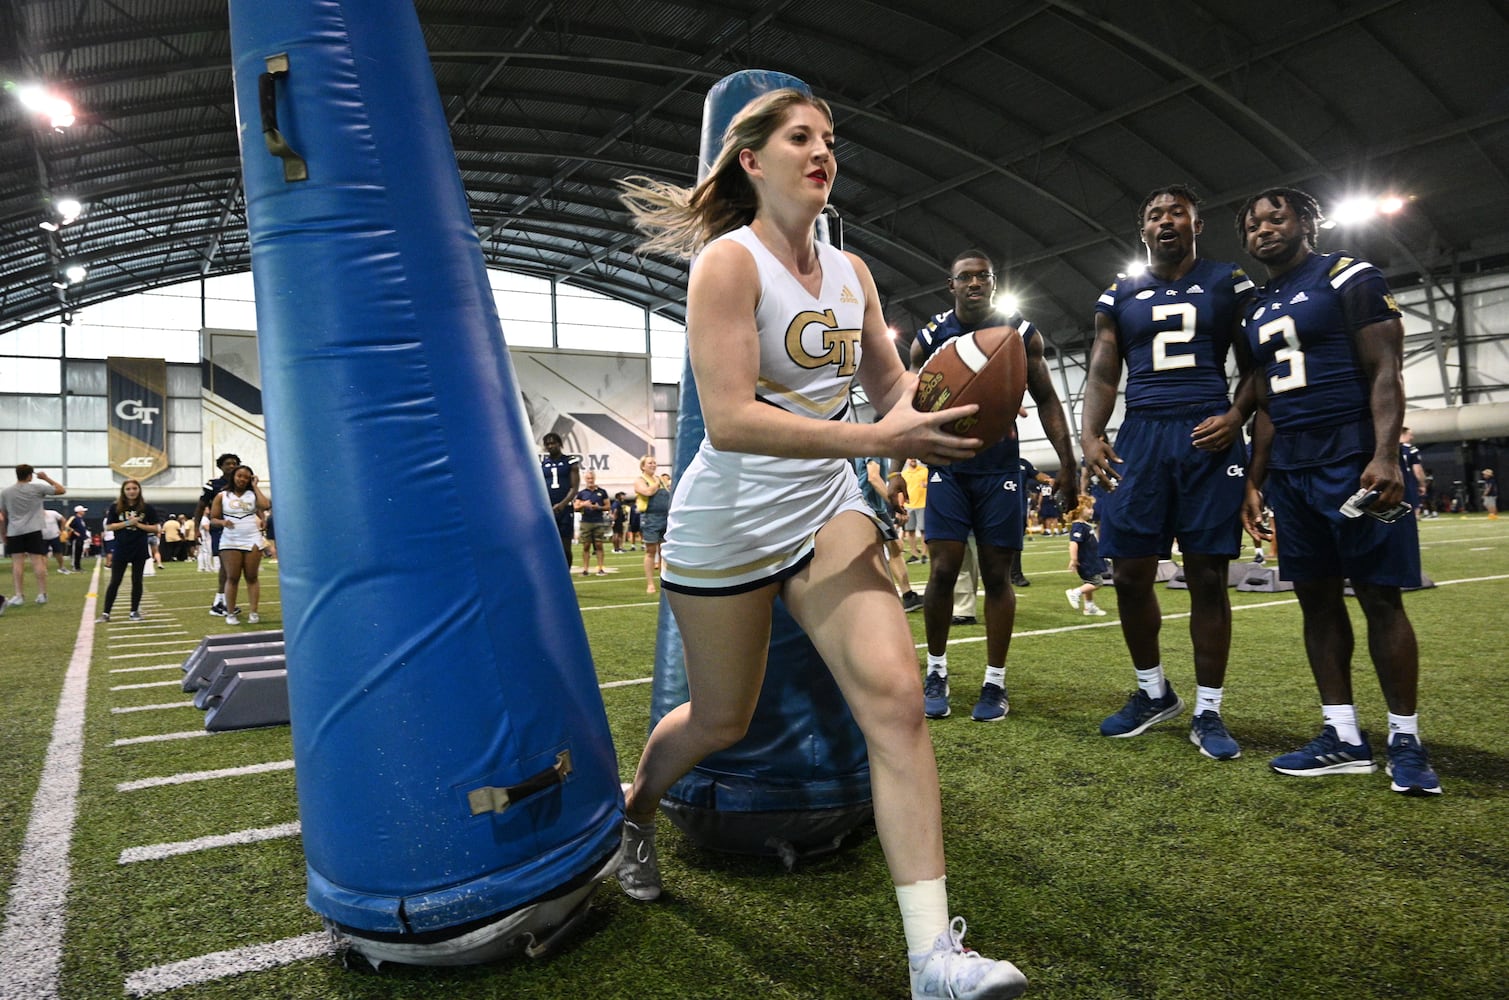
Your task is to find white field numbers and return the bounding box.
[1150,303,1197,370]
[1256,314,1307,392]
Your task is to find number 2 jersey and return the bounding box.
[1095,258,1254,412]
[1241,252,1401,469]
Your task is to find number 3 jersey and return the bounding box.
[1241,252,1401,469]
[1095,258,1254,412]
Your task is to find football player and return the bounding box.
[1082,185,1255,761]
[911,249,1077,722]
[1236,186,1440,795]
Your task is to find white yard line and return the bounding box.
[123,931,331,997]
[113,730,212,747]
[111,701,198,714]
[110,680,186,692]
[110,664,184,674]
[118,821,302,865]
[0,563,101,1000]
[117,760,294,793]
[109,649,198,660]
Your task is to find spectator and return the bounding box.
[1065,495,1108,616]
[574,470,611,576]
[636,456,672,594]
[2,464,66,607]
[42,506,70,575]
[192,453,241,616]
[162,512,183,562]
[67,506,89,572]
[99,479,160,622]
[210,465,271,625]
[541,433,581,565]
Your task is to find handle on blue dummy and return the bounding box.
[258,53,307,182]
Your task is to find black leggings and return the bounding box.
[104,555,147,615]
[71,535,85,570]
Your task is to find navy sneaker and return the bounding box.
[1189,711,1241,760]
[1386,734,1443,795]
[1100,686,1184,738]
[1269,726,1376,777]
[923,671,950,719]
[971,683,1009,722]
[902,591,924,613]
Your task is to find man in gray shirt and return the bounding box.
[2,464,67,607]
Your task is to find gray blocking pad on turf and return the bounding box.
[1155,559,1180,582]
[204,669,290,732]
[181,631,284,692]
[194,654,288,710]
[1165,560,1270,590]
[183,640,286,694]
[1235,564,1295,592]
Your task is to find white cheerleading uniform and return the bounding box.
[661,226,877,595]
[217,489,263,552]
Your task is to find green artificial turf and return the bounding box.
[1,517,1505,999]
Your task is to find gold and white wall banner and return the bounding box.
[107,356,169,481]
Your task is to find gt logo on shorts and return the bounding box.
[785,309,861,376]
[1003,480,1018,492]
[1227,464,1245,477]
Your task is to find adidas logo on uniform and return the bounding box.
[1290,291,1309,304]
[839,285,858,305]
[1187,284,1204,294]
[931,471,942,483]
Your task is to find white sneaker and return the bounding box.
[615,819,662,901]
[35,594,47,605]
[1065,587,1081,610]
[225,612,240,625]
[248,611,261,624]
[909,917,1027,999]
[1083,602,1108,616]
[5,595,23,607]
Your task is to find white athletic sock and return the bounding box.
[983,665,1006,688]
[926,653,948,677]
[1387,712,1419,741]
[1195,685,1224,716]
[1322,704,1362,745]
[896,876,949,956]
[216,592,225,603]
[1135,665,1167,699]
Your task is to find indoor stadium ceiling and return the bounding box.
[3,0,1509,354]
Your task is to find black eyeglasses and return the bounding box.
[950,270,994,284]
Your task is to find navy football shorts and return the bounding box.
[1267,457,1421,587]
[1096,408,1244,560]
[923,469,1026,549]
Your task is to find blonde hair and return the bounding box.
[1068,494,1096,523]
[619,89,833,259]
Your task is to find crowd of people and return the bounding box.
[0,452,276,627]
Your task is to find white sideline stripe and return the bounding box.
[108,636,192,646]
[117,759,294,792]
[600,676,653,689]
[1470,546,1493,551]
[123,931,331,997]
[110,649,197,660]
[110,663,183,674]
[118,821,301,864]
[0,562,101,1000]
[111,701,196,714]
[110,680,185,691]
[114,730,212,747]
[581,599,660,611]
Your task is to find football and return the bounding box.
[912,324,1028,449]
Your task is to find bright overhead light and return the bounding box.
[13,82,76,130]
[56,197,82,223]
[1119,260,1147,279]
[64,263,87,284]
[994,293,1020,316]
[1321,193,1410,229]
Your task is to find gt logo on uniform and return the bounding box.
[785,309,860,376]
[1227,464,1245,477]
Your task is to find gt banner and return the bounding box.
[108,356,169,481]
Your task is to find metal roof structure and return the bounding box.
[3,0,1508,355]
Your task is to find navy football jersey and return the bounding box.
[1241,252,1400,467]
[1070,520,1107,575]
[1400,442,1423,498]
[540,453,580,505]
[1095,258,1254,411]
[913,308,1039,475]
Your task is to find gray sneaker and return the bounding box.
[615,818,662,901]
[909,917,1027,999]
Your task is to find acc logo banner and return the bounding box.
[108,357,169,481]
